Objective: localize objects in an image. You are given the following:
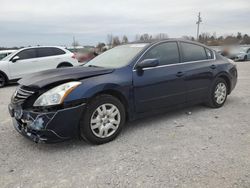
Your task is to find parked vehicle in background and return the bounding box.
[8,39,237,144]
[224,47,250,61]
[0,46,80,87]
[0,50,16,60]
[67,46,97,63]
[210,45,250,61]
[76,51,99,63]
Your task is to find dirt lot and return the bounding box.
[0,62,250,188]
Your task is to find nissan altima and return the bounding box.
[8,39,237,144]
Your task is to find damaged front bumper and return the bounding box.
[8,103,86,143]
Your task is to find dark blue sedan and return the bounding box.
[9,39,237,144]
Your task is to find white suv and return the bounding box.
[0,46,79,87]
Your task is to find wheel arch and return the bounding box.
[57,62,73,68]
[0,70,9,82]
[215,73,231,94]
[89,89,130,120]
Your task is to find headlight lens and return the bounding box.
[33,81,81,107]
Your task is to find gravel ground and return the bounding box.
[0,62,250,188]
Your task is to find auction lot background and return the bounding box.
[0,62,249,187]
[1,0,250,187]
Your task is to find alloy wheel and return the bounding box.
[90,103,121,138]
[214,82,227,104]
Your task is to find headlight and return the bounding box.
[33,81,81,107]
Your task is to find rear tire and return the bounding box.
[57,62,73,68]
[80,94,126,145]
[0,73,6,88]
[206,78,228,108]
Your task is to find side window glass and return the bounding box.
[37,48,54,57]
[52,48,65,55]
[181,42,207,62]
[205,48,213,59]
[16,49,37,60]
[142,42,180,66]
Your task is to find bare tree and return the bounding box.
[154,33,168,40]
[182,35,194,41]
[140,33,151,41]
[112,36,121,47]
[122,35,129,44]
[72,38,80,48]
[224,35,239,45]
[236,32,242,40]
[135,34,141,41]
[96,42,106,52]
[98,32,250,49]
[242,34,250,44]
[72,37,80,52]
[107,34,113,47]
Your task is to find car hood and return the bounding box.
[18,66,114,88]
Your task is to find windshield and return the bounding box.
[84,44,147,68]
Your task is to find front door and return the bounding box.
[133,42,187,113]
[9,48,39,79]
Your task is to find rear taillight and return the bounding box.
[72,53,76,59]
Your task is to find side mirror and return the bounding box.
[136,59,159,70]
[12,56,20,62]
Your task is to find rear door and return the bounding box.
[9,48,38,79]
[179,42,216,103]
[133,42,187,112]
[36,47,66,70]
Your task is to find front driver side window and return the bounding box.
[142,42,180,66]
[15,49,37,60]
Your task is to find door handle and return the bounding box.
[210,64,217,69]
[176,71,184,77]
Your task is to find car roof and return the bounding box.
[20,46,66,50]
[129,38,211,49]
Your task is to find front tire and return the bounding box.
[0,74,6,88]
[80,94,126,144]
[206,78,228,108]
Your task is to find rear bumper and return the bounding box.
[228,65,238,94]
[9,103,85,143]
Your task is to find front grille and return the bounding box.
[12,86,35,104]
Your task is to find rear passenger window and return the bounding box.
[37,47,65,58]
[52,48,66,55]
[205,48,213,59]
[37,48,54,57]
[181,42,207,62]
[143,42,180,66]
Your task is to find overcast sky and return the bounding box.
[1,0,249,47]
